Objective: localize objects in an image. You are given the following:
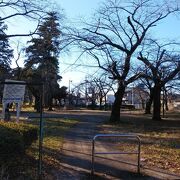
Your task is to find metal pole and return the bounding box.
[91,139,95,176]
[137,136,141,174]
[162,86,165,118]
[69,80,72,106]
[38,84,43,180]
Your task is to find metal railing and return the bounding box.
[91,134,141,176]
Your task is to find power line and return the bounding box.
[60,62,99,68]
[60,51,86,74]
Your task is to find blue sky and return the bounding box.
[6,0,103,87]
[57,0,180,87]
[58,0,102,19]
[56,0,103,87]
[5,0,180,87]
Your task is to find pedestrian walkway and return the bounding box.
[24,110,179,179]
[54,111,180,180]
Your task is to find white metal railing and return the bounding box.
[91,134,141,176]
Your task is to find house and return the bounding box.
[169,93,180,110]
[107,86,149,109]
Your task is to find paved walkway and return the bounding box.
[46,110,180,180]
[25,110,180,179]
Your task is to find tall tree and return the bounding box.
[0,20,13,101]
[71,0,180,122]
[0,20,13,78]
[138,42,180,121]
[25,12,61,110]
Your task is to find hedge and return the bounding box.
[0,121,38,161]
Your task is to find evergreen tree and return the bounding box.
[0,20,13,101]
[25,12,61,110]
[0,20,13,80]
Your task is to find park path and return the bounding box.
[43,110,179,180]
[26,110,180,179]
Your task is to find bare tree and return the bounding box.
[92,75,115,110]
[138,41,180,121]
[0,0,48,40]
[138,69,154,114]
[70,0,180,122]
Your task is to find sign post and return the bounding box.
[1,80,44,179]
[2,79,26,122]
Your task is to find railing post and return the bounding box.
[137,136,141,174]
[91,134,141,177]
[91,138,95,176]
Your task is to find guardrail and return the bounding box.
[91,134,141,176]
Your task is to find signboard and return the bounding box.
[2,80,26,122]
[2,79,25,103]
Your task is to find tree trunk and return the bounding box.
[104,95,107,111]
[164,88,169,111]
[99,96,103,110]
[145,88,154,114]
[34,96,40,113]
[48,93,53,111]
[109,84,125,122]
[28,91,33,106]
[142,99,145,109]
[152,84,161,121]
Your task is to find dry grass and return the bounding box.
[101,110,180,175]
[0,117,79,179]
[26,117,79,179]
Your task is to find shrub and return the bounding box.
[0,121,38,161]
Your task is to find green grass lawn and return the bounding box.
[101,111,180,175]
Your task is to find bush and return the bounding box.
[0,121,38,161]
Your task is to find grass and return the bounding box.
[0,106,179,178]
[0,117,79,179]
[101,110,180,175]
[26,117,79,179]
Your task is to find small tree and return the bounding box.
[54,86,68,106]
[91,76,115,110]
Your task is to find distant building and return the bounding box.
[107,86,149,109]
[169,93,180,110]
[106,94,115,105]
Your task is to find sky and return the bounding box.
[56,0,103,88]
[6,0,103,88]
[4,0,180,88]
[57,0,180,88]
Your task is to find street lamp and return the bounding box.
[69,80,72,105]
